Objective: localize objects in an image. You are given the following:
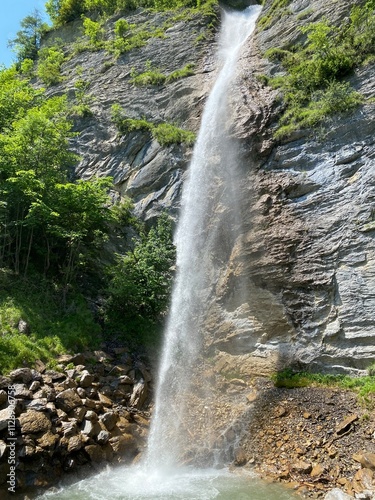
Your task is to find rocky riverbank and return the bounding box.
[0,348,152,498]
[2,353,375,499]
[238,378,375,499]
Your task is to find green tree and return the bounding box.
[106,213,176,338]
[8,10,48,63]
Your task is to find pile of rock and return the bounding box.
[0,349,151,496]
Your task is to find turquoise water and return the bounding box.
[38,466,298,500]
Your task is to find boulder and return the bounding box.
[129,379,148,409]
[17,319,30,335]
[97,430,110,445]
[100,412,118,431]
[324,488,354,500]
[81,419,101,438]
[85,444,105,463]
[0,407,15,431]
[18,410,51,434]
[9,368,33,384]
[353,452,375,471]
[67,434,84,453]
[0,390,7,406]
[79,371,95,388]
[292,460,312,474]
[13,384,33,399]
[56,389,82,413]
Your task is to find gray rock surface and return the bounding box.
[42,1,374,374]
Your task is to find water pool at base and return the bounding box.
[38,466,298,500]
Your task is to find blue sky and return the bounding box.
[0,0,49,67]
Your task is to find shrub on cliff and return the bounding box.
[266,0,375,138]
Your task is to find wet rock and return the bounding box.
[233,447,247,466]
[109,434,137,455]
[85,444,105,463]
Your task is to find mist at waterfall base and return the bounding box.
[37,6,298,499]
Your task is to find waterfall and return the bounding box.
[145,5,262,470]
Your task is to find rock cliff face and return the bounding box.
[211,0,375,376]
[46,0,374,375]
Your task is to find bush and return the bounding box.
[82,16,104,47]
[266,1,375,138]
[111,104,196,145]
[152,122,196,146]
[37,46,66,85]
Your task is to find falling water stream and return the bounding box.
[38,6,298,499]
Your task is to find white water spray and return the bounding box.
[146,5,262,470]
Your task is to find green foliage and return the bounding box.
[37,46,66,85]
[266,1,375,138]
[0,68,42,132]
[71,79,94,117]
[46,0,85,26]
[258,0,292,30]
[47,0,217,26]
[0,271,101,373]
[109,23,165,57]
[104,213,176,344]
[82,16,105,47]
[114,19,131,38]
[130,62,166,85]
[111,104,196,145]
[166,63,195,82]
[130,62,194,86]
[153,122,196,146]
[0,71,115,286]
[8,10,48,64]
[19,58,35,77]
[272,369,375,403]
